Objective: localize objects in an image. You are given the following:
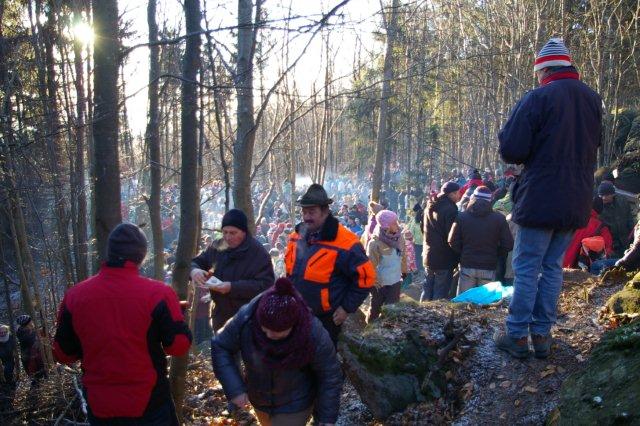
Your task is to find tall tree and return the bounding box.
[71,0,89,282]
[145,0,164,281]
[371,0,399,202]
[92,0,122,262]
[169,0,201,419]
[29,0,76,287]
[233,0,262,230]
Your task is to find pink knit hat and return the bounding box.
[375,210,398,229]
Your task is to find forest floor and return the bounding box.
[3,270,627,425]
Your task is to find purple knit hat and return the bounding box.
[252,278,315,370]
[375,210,398,229]
[256,278,306,332]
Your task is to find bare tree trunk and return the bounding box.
[30,0,75,288]
[255,181,276,225]
[371,0,399,202]
[145,0,164,281]
[233,0,262,230]
[85,1,96,272]
[4,193,37,323]
[92,0,122,262]
[202,2,231,212]
[72,0,89,282]
[169,0,201,420]
[1,154,53,369]
[288,93,296,226]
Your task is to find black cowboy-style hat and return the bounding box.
[296,184,334,207]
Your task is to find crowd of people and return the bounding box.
[1,37,640,425]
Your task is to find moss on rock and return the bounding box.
[557,321,640,425]
[339,301,458,419]
[604,274,640,315]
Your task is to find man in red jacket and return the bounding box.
[53,223,192,425]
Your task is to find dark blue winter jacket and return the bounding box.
[499,67,602,230]
[211,297,343,423]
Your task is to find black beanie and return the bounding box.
[107,223,148,264]
[221,209,249,233]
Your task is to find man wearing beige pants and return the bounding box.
[448,186,514,295]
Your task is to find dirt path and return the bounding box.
[337,270,625,425]
[454,271,621,425]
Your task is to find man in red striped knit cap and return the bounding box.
[494,38,602,359]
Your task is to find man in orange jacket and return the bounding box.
[285,184,375,344]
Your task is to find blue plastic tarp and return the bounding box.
[451,281,514,305]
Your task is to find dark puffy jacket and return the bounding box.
[211,297,343,423]
[599,195,634,257]
[423,195,459,270]
[448,199,514,270]
[499,67,602,230]
[192,236,275,331]
[53,262,192,419]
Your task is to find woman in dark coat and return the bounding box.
[190,209,275,331]
[211,278,342,426]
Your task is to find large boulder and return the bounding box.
[604,273,640,315]
[338,299,478,420]
[615,150,640,194]
[556,320,640,425]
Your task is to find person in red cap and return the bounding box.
[212,277,342,426]
[53,223,192,425]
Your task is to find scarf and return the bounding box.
[541,68,580,86]
[251,307,315,370]
[374,224,402,251]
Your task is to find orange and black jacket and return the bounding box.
[285,214,375,315]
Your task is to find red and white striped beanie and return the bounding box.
[534,38,572,72]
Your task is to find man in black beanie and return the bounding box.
[106,222,148,265]
[190,209,275,332]
[53,223,191,424]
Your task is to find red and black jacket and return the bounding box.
[53,262,192,420]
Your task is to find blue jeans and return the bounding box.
[589,258,619,275]
[421,268,453,301]
[506,227,573,339]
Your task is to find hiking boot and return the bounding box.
[493,330,530,359]
[531,334,552,359]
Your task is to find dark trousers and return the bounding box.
[87,399,178,426]
[421,268,454,301]
[368,282,402,322]
[496,253,507,283]
[318,313,342,347]
[194,317,212,345]
[414,244,424,272]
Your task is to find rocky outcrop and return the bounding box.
[338,299,478,420]
[556,320,640,425]
[604,272,640,316]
